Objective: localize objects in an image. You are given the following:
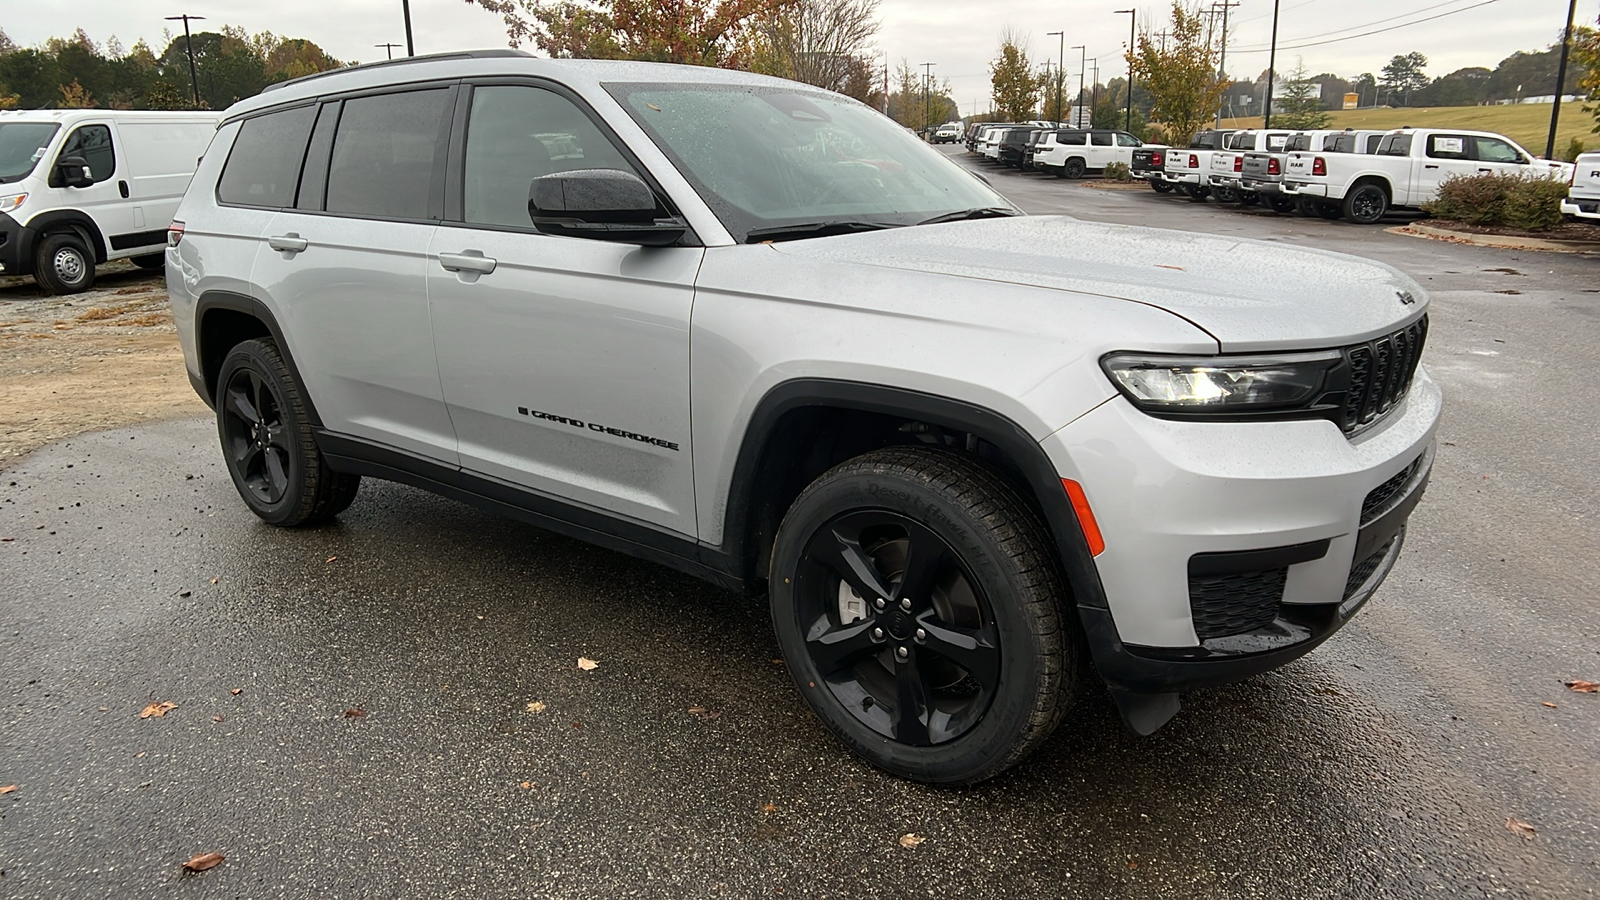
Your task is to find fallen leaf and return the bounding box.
[344,707,367,718]
[770,659,784,665]
[0,784,16,794]
[1565,680,1598,693]
[526,701,547,713]
[519,781,533,789]
[134,751,146,758]
[1505,816,1537,839]
[577,657,599,671]
[182,851,225,872]
[326,556,338,563]
[1155,264,1185,271]
[229,689,242,696]
[688,705,722,720]
[210,577,218,585]
[139,701,177,719]
[1542,701,1558,708]
[761,802,777,814]
[898,833,925,849]
[212,715,225,723]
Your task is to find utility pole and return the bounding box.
[1264,0,1281,127]
[1546,0,1579,159]
[164,14,205,108]
[375,42,402,60]
[921,62,936,133]
[1071,45,1085,127]
[1047,31,1065,124]
[1115,9,1135,131]
[1089,59,1099,127]
[401,0,416,56]
[1213,1,1240,128]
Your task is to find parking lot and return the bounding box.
[2,151,1598,898]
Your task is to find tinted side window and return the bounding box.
[217,107,315,207]
[1325,135,1353,153]
[1060,132,1086,146]
[1378,135,1413,156]
[1425,134,1469,160]
[1091,132,1112,146]
[59,124,115,183]
[1364,134,1382,154]
[1116,132,1140,147]
[326,89,452,220]
[463,85,636,229]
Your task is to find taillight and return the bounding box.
[1233,156,1244,172]
[167,220,185,247]
[1152,151,1164,165]
[1189,154,1199,168]
[1312,157,1327,177]
[1268,158,1281,176]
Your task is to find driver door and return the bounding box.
[426,82,703,535]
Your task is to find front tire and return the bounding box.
[216,339,360,526]
[33,233,95,295]
[1343,183,1389,224]
[770,448,1081,785]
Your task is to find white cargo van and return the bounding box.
[0,109,220,293]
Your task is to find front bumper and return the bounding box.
[1561,196,1599,220]
[0,210,32,276]
[1042,365,1441,695]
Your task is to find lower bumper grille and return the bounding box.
[1344,534,1398,602]
[1189,568,1288,641]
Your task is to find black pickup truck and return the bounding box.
[1131,146,1173,192]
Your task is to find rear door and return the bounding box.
[1087,131,1114,168]
[425,80,701,534]
[248,87,459,464]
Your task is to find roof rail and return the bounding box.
[261,48,532,93]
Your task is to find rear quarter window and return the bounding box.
[217,106,316,208]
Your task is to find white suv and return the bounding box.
[168,52,1439,784]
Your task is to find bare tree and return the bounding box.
[749,0,880,96]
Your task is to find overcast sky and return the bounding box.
[3,0,1595,115]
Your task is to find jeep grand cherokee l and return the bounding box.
[168,51,1439,785]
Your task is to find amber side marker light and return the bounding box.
[1061,479,1105,557]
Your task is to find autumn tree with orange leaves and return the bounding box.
[465,0,787,67]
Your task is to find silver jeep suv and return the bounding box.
[167,51,1439,784]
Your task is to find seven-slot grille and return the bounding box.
[1341,316,1428,434]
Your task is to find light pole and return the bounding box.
[375,42,402,60]
[164,14,204,108]
[401,0,416,56]
[1114,9,1135,132]
[1212,1,1241,128]
[1263,0,1281,126]
[1546,0,1579,159]
[1047,31,1065,125]
[1089,59,1099,128]
[1071,45,1085,127]
[921,62,936,134]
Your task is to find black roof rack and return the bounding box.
[261,48,531,93]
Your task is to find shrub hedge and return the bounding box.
[1424,171,1571,233]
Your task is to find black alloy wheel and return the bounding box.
[1064,158,1087,179]
[1151,180,1175,193]
[1343,183,1389,224]
[771,448,1080,785]
[1214,185,1242,203]
[1183,183,1211,202]
[216,339,360,526]
[1266,195,1299,215]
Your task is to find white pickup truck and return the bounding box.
[1207,130,1292,203]
[1281,128,1576,224]
[1561,151,1600,221]
[1160,129,1237,200]
[1241,130,1386,215]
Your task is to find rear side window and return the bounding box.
[1286,134,1313,152]
[1377,135,1412,156]
[1364,134,1382,154]
[218,106,316,207]
[325,89,452,220]
[1059,132,1086,146]
[1266,133,1288,151]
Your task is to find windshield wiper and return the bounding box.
[743,220,900,243]
[915,207,1020,226]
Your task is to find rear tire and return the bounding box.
[1214,186,1241,203]
[1343,182,1389,224]
[769,447,1081,785]
[1151,181,1175,193]
[1266,196,1298,215]
[1182,184,1210,202]
[215,338,361,527]
[33,233,95,295]
[1317,202,1343,220]
[1064,158,1086,179]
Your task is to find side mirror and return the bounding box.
[58,156,94,188]
[528,169,686,247]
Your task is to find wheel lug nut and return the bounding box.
[871,627,884,641]
[899,598,912,612]
[895,646,909,661]
[874,598,885,610]
[915,628,926,642]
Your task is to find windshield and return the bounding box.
[607,83,1012,242]
[0,123,62,184]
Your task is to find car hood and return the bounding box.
[769,216,1426,352]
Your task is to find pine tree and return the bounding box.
[1275,61,1330,130]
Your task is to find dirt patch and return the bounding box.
[1081,180,1149,191]
[0,261,208,469]
[1414,218,1600,243]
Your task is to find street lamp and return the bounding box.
[401,0,416,56]
[921,62,937,135]
[1070,45,1086,127]
[1114,9,1135,131]
[1047,31,1065,125]
[1546,0,1579,159]
[1089,59,1099,127]
[164,14,204,108]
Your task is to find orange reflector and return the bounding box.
[1061,479,1105,557]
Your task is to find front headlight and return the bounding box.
[1102,350,1342,413]
[0,193,27,214]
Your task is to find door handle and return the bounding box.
[118,180,129,199]
[438,251,497,275]
[1424,164,1440,170]
[267,233,308,253]
[1477,168,1493,173]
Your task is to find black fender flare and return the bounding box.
[719,378,1111,610]
[23,209,108,263]
[194,290,323,427]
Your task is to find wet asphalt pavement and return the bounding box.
[3,150,1599,899]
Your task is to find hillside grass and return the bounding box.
[1219,104,1598,157]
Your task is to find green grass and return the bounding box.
[1220,104,1599,158]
